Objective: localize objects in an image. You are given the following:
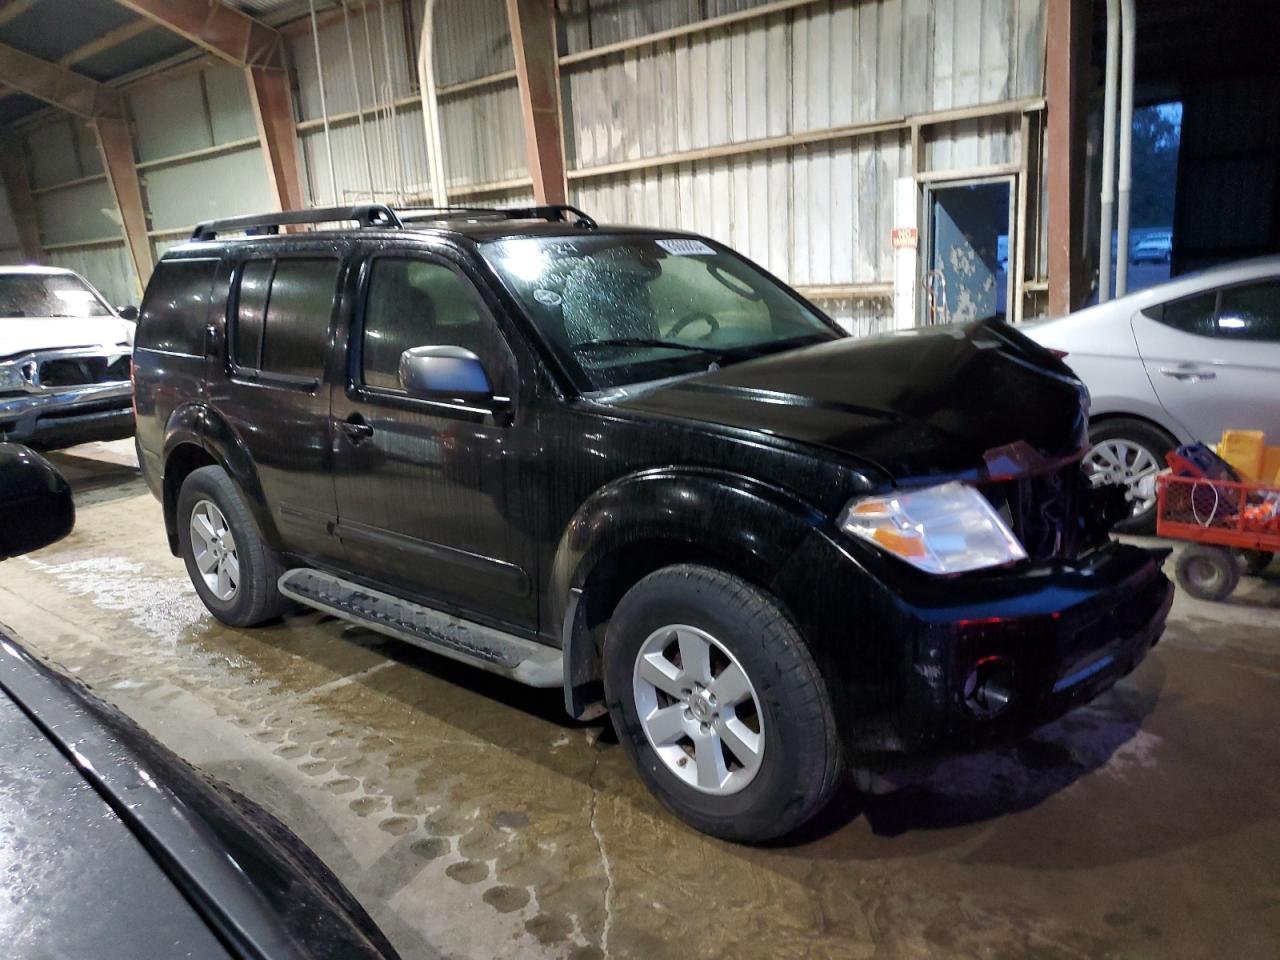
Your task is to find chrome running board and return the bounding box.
[278,568,562,688]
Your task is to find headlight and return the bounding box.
[839,481,1027,575]
[0,363,24,391]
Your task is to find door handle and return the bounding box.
[1159,367,1216,382]
[339,414,374,441]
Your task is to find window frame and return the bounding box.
[349,248,520,418]
[226,252,343,392]
[1143,274,1280,342]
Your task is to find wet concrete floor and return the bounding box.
[0,440,1276,959]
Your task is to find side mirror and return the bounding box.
[0,444,74,559]
[398,345,494,402]
[117,305,139,321]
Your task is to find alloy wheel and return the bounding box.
[632,624,765,796]
[189,499,240,602]
[1084,439,1160,517]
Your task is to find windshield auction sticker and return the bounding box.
[656,238,716,256]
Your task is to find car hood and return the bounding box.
[0,316,134,360]
[608,320,1089,483]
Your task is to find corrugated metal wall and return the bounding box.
[291,0,435,204]
[7,0,1046,329]
[12,60,277,306]
[432,0,528,196]
[129,63,275,256]
[14,114,139,305]
[554,0,1044,330]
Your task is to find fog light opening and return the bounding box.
[963,656,1014,718]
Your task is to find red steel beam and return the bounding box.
[94,116,154,291]
[110,0,284,69]
[506,0,568,205]
[1045,0,1090,316]
[246,65,305,212]
[0,141,42,263]
[0,41,124,117]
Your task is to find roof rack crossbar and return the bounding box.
[497,205,597,229]
[395,206,527,222]
[396,204,597,230]
[190,204,403,241]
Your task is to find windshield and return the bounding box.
[0,273,112,319]
[482,234,842,389]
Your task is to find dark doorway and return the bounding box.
[924,179,1013,324]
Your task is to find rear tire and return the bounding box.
[1086,418,1177,534]
[1176,544,1239,602]
[602,564,840,843]
[177,465,292,627]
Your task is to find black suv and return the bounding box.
[133,204,1173,842]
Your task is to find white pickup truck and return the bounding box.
[0,266,136,449]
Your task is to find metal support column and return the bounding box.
[0,141,41,263]
[93,116,153,293]
[506,0,568,205]
[1045,0,1089,316]
[246,66,306,211]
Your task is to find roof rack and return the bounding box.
[190,204,403,241]
[397,204,598,230]
[188,202,596,242]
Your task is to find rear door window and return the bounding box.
[1147,281,1280,342]
[233,257,339,380]
[137,259,218,356]
[1216,280,1280,342]
[1147,291,1216,335]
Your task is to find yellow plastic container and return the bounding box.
[1217,430,1265,480]
[1215,430,1280,483]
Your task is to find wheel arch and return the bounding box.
[1087,408,1187,447]
[552,468,821,719]
[161,404,281,556]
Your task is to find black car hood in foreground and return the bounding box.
[0,632,399,960]
[611,320,1088,483]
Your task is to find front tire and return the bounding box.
[1086,418,1177,534]
[603,564,840,843]
[177,466,291,627]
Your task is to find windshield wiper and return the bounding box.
[571,337,781,360]
[571,337,711,354]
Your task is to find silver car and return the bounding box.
[1026,255,1280,530]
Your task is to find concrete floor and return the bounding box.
[1,440,1277,960]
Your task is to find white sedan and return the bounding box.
[1026,255,1280,530]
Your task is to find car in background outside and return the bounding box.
[1131,234,1172,265]
[0,265,137,449]
[1026,255,1280,530]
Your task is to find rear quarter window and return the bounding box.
[231,257,338,381]
[136,259,218,356]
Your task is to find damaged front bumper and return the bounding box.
[773,531,1173,763]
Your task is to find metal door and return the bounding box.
[922,177,1015,324]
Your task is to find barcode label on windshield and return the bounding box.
[656,238,715,256]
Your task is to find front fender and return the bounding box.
[550,467,825,626]
[550,467,830,719]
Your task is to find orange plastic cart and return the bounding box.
[1156,473,1280,601]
